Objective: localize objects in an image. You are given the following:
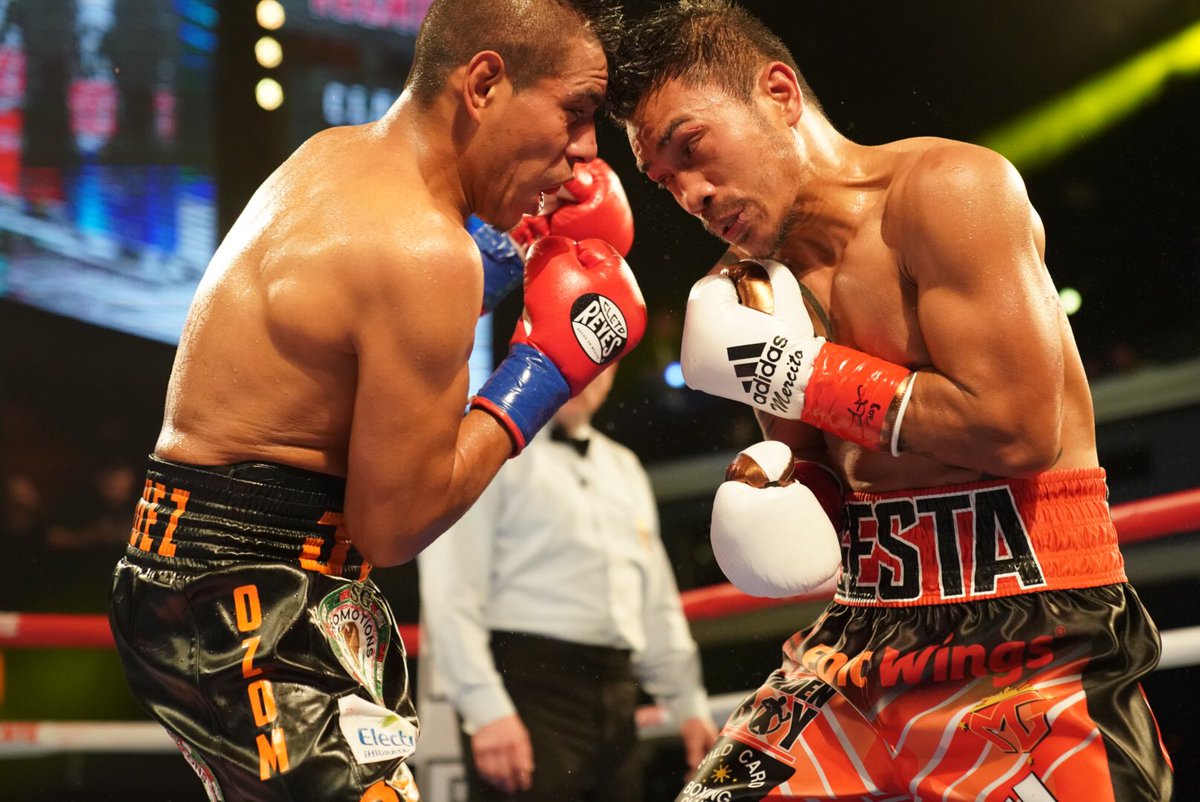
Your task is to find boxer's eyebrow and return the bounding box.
[636,114,691,173]
[569,88,605,109]
[657,115,691,154]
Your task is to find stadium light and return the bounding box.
[256,0,285,31]
[255,36,283,69]
[256,78,284,111]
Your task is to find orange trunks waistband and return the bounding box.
[834,468,1126,607]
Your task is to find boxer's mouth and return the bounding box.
[719,211,745,242]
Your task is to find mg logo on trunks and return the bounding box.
[964,686,1052,754]
[570,293,628,364]
[726,336,802,415]
[840,487,1047,603]
[316,583,394,706]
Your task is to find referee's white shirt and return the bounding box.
[418,425,712,734]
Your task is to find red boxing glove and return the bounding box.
[512,236,646,395]
[512,158,635,257]
[791,460,845,532]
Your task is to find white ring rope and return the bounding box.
[4,625,1199,755]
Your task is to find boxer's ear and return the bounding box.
[462,50,506,122]
[758,61,802,127]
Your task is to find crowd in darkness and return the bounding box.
[0,399,147,613]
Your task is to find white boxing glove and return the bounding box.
[681,260,821,420]
[682,259,915,451]
[711,440,841,598]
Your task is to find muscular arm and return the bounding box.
[344,228,513,566]
[893,146,1065,475]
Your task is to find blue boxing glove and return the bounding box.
[468,214,526,315]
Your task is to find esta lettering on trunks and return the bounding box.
[841,486,1048,603]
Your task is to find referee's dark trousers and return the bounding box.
[459,630,644,802]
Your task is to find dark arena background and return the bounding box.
[1,1,1199,799]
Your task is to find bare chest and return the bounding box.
[801,233,924,368]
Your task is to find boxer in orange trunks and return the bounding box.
[606,2,1172,799]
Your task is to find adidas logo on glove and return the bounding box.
[725,335,803,415]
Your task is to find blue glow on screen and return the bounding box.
[0,0,219,344]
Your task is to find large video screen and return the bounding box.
[278,1,430,150]
[0,0,219,344]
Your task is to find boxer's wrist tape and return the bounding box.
[799,342,911,451]
[470,343,570,455]
[468,216,525,314]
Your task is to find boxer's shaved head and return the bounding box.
[406,0,624,104]
[607,0,822,123]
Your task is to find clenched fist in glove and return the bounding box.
[711,440,842,598]
[682,259,916,454]
[470,158,635,315]
[471,237,646,454]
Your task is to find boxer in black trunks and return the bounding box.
[606,2,1172,799]
[109,2,645,800]
[112,458,421,800]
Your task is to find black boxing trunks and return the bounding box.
[109,456,420,802]
[680,469,1172,801]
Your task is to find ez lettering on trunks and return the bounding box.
[129,479,190,558]
[234,584,290,780]
[842,487,1048,603]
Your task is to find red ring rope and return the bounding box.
[0,488,1195,652]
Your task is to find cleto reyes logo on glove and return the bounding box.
[571,293,628,364]
[726,335,804,415]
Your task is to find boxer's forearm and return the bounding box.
[888,368,1063,477]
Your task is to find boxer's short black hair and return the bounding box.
[607,0,822,122]
[405,0,623,104]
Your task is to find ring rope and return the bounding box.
[3,487,1195,651]
[0,487,1195,755]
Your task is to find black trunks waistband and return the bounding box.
[124,455,370,579]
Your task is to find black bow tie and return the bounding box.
[549,426,590,456]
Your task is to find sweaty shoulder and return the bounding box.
[279,127,482,310]
[884,140,1035,272]
[342,206,483,348]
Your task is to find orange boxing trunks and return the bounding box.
[679,469,1172,801]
